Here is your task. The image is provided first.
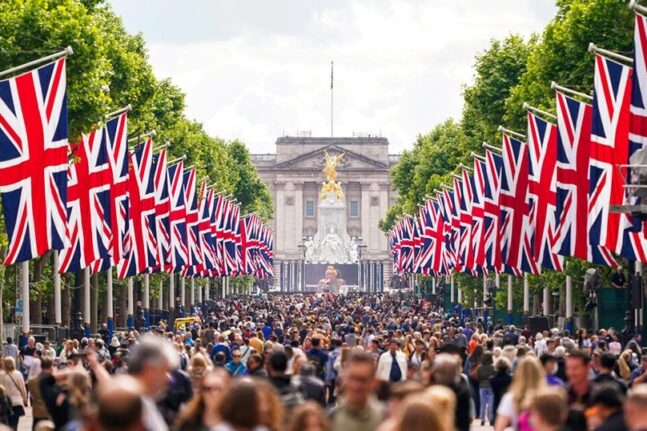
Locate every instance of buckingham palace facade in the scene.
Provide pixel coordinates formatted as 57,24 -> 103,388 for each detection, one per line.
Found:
251,136 -> 400,292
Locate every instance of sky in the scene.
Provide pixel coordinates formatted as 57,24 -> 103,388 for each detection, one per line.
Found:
109,0 -> 557,154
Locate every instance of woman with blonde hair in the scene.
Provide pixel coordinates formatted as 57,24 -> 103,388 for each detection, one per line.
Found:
0,357 -> 26,430
188,352 -> 210,391
618,349 -> 634,382
494,355 -> 546,431
421,385 -> 456,430
392,396 -> 451,431
286,401 -> 330,431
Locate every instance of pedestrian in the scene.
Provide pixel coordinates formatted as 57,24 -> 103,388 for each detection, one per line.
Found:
477,350 -> 495,426
528,386 -> 569,431
0,357 -> 26,430
286,401 -> 330,431
173,368 -> 230,431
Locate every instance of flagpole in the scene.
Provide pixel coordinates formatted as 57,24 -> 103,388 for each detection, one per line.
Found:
550,81 -> 593,101
143,273 -> 150,330
169,273 -> 175,319
105,104 -> 132,120
53,251 -> 62,326
588,42 -> 633,64
630,0 -> 647,16
566,275 -> 573,333
21,261 -> 29,339
522,102 -> 556,120
158,280 -> 163,312
507,276 -> 513,324
498,125 -> 525,140
83,267 -> 91,337
180,277 -> 186,309
106,269 -> 114,337
204,279 -> 210,301
0,46 -> 73,79
523,273 -> 529,318
330,60 -> 334,137
127,130 -> 156,143
127,278 -> 134,328
482,142 -> 502,153
190,278 -> 195,312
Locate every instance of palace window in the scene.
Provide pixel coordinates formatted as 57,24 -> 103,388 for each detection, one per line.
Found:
305,199 -> 315,217
350,200 -> 359,218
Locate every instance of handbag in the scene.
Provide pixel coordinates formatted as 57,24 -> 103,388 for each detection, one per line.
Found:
5,373 -> 26,410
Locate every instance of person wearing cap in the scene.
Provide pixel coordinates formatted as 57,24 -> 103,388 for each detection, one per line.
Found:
376,339 -> 407,383
589,382 -> 627,431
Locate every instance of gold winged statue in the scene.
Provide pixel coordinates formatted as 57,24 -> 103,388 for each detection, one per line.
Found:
321,150 -> 345,200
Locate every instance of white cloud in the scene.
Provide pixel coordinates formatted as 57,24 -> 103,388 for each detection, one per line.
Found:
115,0 -> 556,153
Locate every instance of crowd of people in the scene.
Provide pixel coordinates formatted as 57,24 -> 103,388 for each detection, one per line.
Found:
0,292 -> 643,431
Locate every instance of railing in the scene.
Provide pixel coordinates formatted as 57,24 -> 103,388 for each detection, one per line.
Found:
251,154 -> 276,162
388,154 -> 402,164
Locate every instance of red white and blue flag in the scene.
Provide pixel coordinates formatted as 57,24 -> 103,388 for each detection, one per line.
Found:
482,150 -> 503,273
167,160 -> 188,272
526,112 -> 563,271
59,124 -> 112,273
0,58 -> 69,265
589,54 -> 647,261
183,168 -> 202,272
197,183 -> 217,276
153,149 -> 171,272
240,213 -> 258,276
553,91 -> 618,266
498,133 -> 538,275
118,140 -> 158,278
471,158 -> 487,273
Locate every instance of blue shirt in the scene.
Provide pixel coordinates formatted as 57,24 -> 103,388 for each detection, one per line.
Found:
225,361 -> 248,377
211,343 -> 232,363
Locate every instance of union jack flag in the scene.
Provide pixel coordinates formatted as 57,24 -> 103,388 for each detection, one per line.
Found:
118,140 -> 158,278
471,158 -> 487,272
153,149 -> 171,272
482,149 -> 503,273
240,214 -> 258,275
90,112 -> 129,273
59,125 -> 112,273
624,13 -> 647,262
455,171 -> 475,273
588,54 -> 647,260
0,58 -> 69,265
438,189 -> 457,273
197,183 -> 217,276
526,112 -> 563,271
222,199 -> 240,276
167,160 -> 188,271
553,91 -> 618,266
430,197 -> 451,275
413,202 -> 434,275
258,226 -> 274,278
498,133 -> 538,275
183,168 -> 202,271
210,193 -> 225,277
411,214 -> 424,274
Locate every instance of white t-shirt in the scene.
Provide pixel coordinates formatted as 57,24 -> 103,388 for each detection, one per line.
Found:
497,392 -> 518,428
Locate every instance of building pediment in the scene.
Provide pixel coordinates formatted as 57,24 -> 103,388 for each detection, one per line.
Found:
273,145 -> 388,171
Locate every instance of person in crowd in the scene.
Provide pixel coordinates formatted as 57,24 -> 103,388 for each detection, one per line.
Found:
490,356 -> 513,422
590,382 -> 627,431
286,401 -> 330,431
306,337 -> 328,381
540,353 -> 565,386
216,378 -> 284,431
528,386 -> 569,431
477,350 -> 496,426
565,350 -> 596,431
247,353 -> 269,378
0,357 -> 26,430
28,357 -> 52,430
268,351 -> 304,410
494,356 -> 546,431
630,354 -> 647,386
625,384 -> 647,431
127,335 -> 178,431
329,351 -> 386,431
429,352 -> 471,431
292,363 -> 326,407
376,340 -> 407,383
2,340 -> 17,364
225,348 -> 247,377
592,351 -> 628,394
391,396 -> 451,431
173,368 -> 229,431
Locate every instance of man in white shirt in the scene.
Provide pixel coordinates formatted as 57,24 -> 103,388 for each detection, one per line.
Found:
376,340 -> 407,382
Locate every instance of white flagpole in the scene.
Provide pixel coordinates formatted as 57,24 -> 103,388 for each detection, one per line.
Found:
0,46 -> 73,79
204,279 -> 210,301
84,267 -> 91,331
21,261 -> 29,337
106,269 -> 113,333
143,273 -> 150,328
127,278 -> 134,326
158,280 -> 163,310
190,278 -> 195,308
169,273 -> 175,311
180,277 -> 186,307
53,252 -> 61,326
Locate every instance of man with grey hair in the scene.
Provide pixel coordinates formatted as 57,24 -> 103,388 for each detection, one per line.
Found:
128,334 -> 178,431
431,353 -> 472,431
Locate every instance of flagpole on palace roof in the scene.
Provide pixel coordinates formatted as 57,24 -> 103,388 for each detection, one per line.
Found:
588,42 -> 633,64
0,46 -> 73,79
106,104 -> 132,120
522,102 -> 556,120
550,81 -> 593,101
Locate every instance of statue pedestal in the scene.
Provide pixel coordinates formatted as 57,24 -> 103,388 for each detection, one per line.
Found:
305,192 -> 358,264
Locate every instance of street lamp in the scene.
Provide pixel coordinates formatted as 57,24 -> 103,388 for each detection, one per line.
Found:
356,237 -> 367,292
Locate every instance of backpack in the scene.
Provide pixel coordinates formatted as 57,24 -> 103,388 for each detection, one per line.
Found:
0,394 -> 13,424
